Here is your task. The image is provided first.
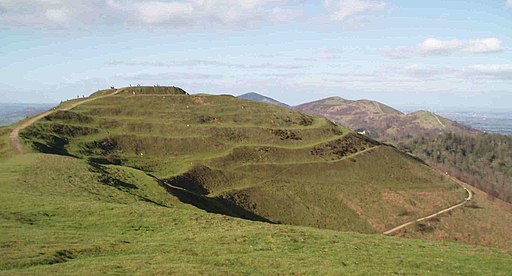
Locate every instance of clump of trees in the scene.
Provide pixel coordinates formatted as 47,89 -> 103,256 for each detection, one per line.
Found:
401,132 -> 512,203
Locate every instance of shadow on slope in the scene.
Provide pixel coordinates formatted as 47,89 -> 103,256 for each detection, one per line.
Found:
151,174 -> 274,223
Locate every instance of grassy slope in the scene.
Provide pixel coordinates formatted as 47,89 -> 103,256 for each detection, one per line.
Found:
0,126 -> 13,159
17,89 -> 466,234
1,153 -> 511,275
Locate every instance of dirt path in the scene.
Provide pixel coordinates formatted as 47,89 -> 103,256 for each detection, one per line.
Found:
432,113 -> 446,128
373,102 -> 383,113
9,91 -> 119,154
383,184 -> 472,235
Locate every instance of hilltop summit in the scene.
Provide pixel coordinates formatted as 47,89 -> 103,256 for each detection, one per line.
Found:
295,97 -> 403,117
238,92 -> 290,108
92,86 -> 188,97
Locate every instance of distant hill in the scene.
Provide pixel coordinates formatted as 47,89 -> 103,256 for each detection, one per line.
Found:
294,97 -> 474,142
295,96 -> 402,116
238,92 -> 290,108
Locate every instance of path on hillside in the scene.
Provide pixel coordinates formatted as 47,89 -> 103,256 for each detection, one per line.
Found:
373,102 -> 383,113
383,183 -> 472,235
432,113 -> 446,128
9,90 -> 119,154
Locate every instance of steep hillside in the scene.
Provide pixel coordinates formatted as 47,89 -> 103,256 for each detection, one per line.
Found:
238,92 -> 290,108
18,86 -> 466,234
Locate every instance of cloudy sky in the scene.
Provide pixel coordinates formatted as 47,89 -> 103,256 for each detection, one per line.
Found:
1,0 -> 511,110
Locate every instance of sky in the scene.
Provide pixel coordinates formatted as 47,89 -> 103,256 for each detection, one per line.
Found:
0,0 -> 511,110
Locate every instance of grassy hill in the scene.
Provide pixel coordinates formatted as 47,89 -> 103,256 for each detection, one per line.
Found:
1,153 -> 511,274
17,86 -> 466,234
1,86 -> 511,273
296,96 -> 403,117
0,88 -> 511,275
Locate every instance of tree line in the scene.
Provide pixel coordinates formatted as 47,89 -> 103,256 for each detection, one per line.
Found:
400,132 -> 512,203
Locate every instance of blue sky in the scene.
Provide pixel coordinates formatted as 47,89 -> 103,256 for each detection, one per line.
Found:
0,0 -> 511,110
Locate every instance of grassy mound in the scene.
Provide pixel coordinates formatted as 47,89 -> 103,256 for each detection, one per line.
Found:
18,88 -> 466,234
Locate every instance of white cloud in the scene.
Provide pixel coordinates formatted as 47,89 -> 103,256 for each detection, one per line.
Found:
128,0 -> 301,28
419,38 -> 504,54
384,38 -> 505,58
507,0 -> 512,7
324,0 -> 387,22
0,0 -> 301,29
132,1 -> 194,25
0,0 -> 108,27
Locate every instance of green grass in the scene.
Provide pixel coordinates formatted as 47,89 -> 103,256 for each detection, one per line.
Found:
16,91 -> 468,234
0,126 -> 13,159
0,153 -> 511,275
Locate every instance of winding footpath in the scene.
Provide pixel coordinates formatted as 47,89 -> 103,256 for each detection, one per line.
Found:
432,113 -> 446,128
384,183 -> 472,235
9,90 -> 119,154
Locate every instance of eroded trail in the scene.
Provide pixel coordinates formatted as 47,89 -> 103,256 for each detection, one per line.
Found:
384,183 -> 472,235
9,91 -> 119,154
432,113 -> 446,128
